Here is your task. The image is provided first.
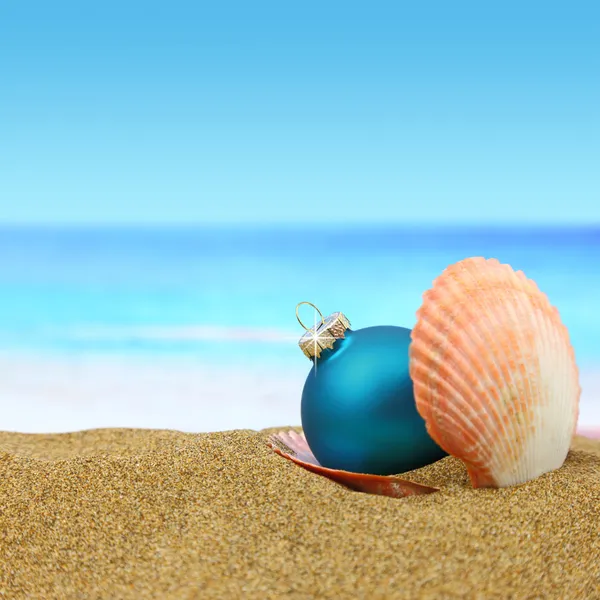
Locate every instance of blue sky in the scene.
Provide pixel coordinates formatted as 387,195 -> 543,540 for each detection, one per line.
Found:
1,1 -> 598,225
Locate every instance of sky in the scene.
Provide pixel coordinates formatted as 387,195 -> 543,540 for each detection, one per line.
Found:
1,1 -> 599,225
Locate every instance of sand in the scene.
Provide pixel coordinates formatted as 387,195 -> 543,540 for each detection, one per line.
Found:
0,428 -> 598,599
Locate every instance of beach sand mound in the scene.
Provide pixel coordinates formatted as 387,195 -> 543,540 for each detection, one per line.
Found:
0,428 -> 598,599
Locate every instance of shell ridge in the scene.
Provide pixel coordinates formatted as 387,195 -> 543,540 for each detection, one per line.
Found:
419,257 -> 541,486
411,357 -> 495,464
411,314 -> 502,466
433,279 -> 518,475
450,272 -> 533,471
475,265 -> 552,486
416,270 -> 516,476
482,265 -> 547,485
459,261 -> 527,479
410,345 -> 494,462
500,291 -> 539,485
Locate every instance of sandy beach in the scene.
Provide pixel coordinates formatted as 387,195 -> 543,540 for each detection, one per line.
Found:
0,427 -> 598,599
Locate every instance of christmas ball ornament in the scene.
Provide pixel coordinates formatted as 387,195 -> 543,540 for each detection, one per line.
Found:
296,302 -> 447,476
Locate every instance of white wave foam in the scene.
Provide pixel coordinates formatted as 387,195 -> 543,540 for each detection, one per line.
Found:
0,353 -> 598,435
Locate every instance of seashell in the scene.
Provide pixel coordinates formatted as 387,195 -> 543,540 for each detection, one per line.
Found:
267,430 -> 439,498
409,257 -> 581,488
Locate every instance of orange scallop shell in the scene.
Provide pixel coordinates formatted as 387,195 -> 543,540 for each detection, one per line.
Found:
409,257 -> 581,488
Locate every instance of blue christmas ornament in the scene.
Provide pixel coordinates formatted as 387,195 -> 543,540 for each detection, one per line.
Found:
297,302 -> 447,476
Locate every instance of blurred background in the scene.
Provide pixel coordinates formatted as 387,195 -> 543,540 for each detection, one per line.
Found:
1,1 -> 598,433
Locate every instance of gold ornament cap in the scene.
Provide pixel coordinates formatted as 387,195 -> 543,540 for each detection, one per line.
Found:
296,302 -> 351,360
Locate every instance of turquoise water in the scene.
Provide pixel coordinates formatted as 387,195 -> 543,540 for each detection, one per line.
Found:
0,225 -> 598,368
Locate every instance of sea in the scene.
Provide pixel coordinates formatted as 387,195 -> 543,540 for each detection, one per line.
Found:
0,224 -> 598,433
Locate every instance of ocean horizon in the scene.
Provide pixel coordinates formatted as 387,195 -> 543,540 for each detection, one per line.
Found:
1,223 -> 598,433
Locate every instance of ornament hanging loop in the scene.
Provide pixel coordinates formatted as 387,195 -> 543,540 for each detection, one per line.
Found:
295,301 -> 326,331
